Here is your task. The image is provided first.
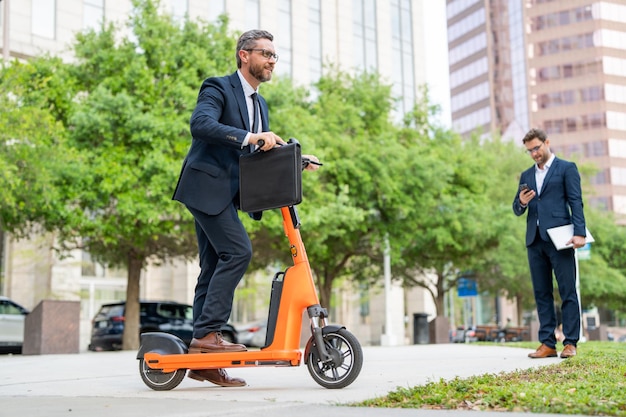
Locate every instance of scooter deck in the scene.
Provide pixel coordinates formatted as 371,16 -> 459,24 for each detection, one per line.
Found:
144,349 -> 302,373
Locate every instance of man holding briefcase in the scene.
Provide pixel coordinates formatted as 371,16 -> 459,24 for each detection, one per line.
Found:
173,29 -> 319,387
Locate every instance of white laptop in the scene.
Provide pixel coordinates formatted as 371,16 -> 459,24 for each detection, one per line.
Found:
546,224 -> 594,250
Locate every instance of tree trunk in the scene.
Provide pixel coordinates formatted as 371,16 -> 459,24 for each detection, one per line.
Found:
434,271 -> 446,317
516,293 -> 525,326
317,274 -> 333,314
122,252 -> 143,350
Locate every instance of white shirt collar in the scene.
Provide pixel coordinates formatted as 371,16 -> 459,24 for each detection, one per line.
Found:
237,70 -> 258,97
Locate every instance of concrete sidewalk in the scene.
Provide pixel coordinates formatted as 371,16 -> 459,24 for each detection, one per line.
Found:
0,343 -> 588,417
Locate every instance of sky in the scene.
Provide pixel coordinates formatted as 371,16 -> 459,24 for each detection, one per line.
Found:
422,1 -> 452,128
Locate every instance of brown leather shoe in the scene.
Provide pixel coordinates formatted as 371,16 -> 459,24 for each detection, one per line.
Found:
528,343 -> 557,358
560,344 -> 577,358
188,369 -> 246,387
189,331 -> 247,353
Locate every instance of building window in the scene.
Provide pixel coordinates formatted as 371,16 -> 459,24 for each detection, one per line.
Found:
612,168 -> 626,187
449,56 -> 488,89
353,0 -> 378,71
607,111 -> 626,131
605,84 -> 626,104
274,0 -> 292,78
449,32 -> 486,66
590,169 -> 610,185
245,0 -> 260,29
533,6 -> 593,31
207,0 -> 225,22
509,0 -> 529,130
32,0 -> 56,39
615,195 -> 626,214
590,196 -> 611,211
447,8 -> 485,43
595,29 -> 626,50
609,138 -> 626,158
587,140 -> 608,157
596,2 -> 626,24
536,33 -> 594,56
536,58 -> 603,82
447,0 -> 481,20
543,113 -> 607,134
582,113 -> 605,130
604,56 -> 626,77
452,106 -> 491,135
166,0 -> 188,22
451,81 -> 489,112
391,0 -> 414,116
308,0 -> 322,82
565,117 -> 577,132
83,0 -> 104,30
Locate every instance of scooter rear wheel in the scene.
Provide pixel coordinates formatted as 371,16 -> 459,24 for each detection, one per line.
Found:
139,358 -> 186,391
306,328 -> 363,389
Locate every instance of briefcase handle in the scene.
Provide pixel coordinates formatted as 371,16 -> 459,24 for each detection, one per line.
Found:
255,138 -> 323,170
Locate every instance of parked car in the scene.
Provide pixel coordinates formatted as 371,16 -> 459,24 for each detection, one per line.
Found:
236,320 -> 267,348
449,326 -> 478,343
88,300 -> 238,351
0,296 -> 29,354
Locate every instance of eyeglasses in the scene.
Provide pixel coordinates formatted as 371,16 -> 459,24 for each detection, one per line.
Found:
245,48 -> 279,62
526,143 -> 544,154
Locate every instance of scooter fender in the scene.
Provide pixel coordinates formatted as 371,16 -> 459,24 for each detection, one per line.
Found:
303,325 -> 345,364
136,332 -> 188,359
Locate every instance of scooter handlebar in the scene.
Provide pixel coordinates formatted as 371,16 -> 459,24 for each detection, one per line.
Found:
254,138 -> 323,170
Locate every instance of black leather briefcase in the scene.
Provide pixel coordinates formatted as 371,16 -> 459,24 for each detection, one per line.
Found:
239,139 -> 302,212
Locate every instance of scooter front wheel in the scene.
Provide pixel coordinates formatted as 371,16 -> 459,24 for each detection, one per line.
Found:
139,358 -> 186,391
306,328 -> 363,389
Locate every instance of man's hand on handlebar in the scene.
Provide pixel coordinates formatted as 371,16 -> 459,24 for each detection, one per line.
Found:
250,132 -> 286,151
302,155 -> 322,171
251,135 -> 322,171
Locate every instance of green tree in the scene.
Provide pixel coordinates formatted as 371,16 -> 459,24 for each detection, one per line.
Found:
65,1 -> 240,349
578,209 -> 626,310
471,137 -> 536,323
0,58 -> 82,238
391,117 -> 505,317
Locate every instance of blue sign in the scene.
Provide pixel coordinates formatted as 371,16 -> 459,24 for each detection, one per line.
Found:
457,278 -> 478,297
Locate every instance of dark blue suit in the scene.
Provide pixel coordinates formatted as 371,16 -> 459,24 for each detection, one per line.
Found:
173,72 -> 268,338
513,157 -> 585,348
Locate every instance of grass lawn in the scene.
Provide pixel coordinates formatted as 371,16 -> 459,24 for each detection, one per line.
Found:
356,341 -> 626,416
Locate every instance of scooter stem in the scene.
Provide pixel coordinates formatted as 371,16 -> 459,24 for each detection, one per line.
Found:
281,206 -> 309,266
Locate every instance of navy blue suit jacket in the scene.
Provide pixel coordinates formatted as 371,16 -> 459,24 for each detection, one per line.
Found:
173,72 -> 269,215
512,157 -> 586,247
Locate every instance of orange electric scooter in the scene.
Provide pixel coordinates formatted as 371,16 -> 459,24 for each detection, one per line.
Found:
137,163 -> 363,391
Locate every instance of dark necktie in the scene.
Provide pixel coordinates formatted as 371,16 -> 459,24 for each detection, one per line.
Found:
251,92 -> 260,133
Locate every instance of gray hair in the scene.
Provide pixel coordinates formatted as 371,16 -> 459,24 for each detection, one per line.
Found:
522,128 -> 547,144
236,30 -> 274,68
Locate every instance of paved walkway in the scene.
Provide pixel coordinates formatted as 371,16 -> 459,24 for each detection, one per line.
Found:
0,343 -> 589,417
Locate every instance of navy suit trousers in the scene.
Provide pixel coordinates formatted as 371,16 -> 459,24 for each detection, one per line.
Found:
186,204 -> 252,339
527,230 -> 580,348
